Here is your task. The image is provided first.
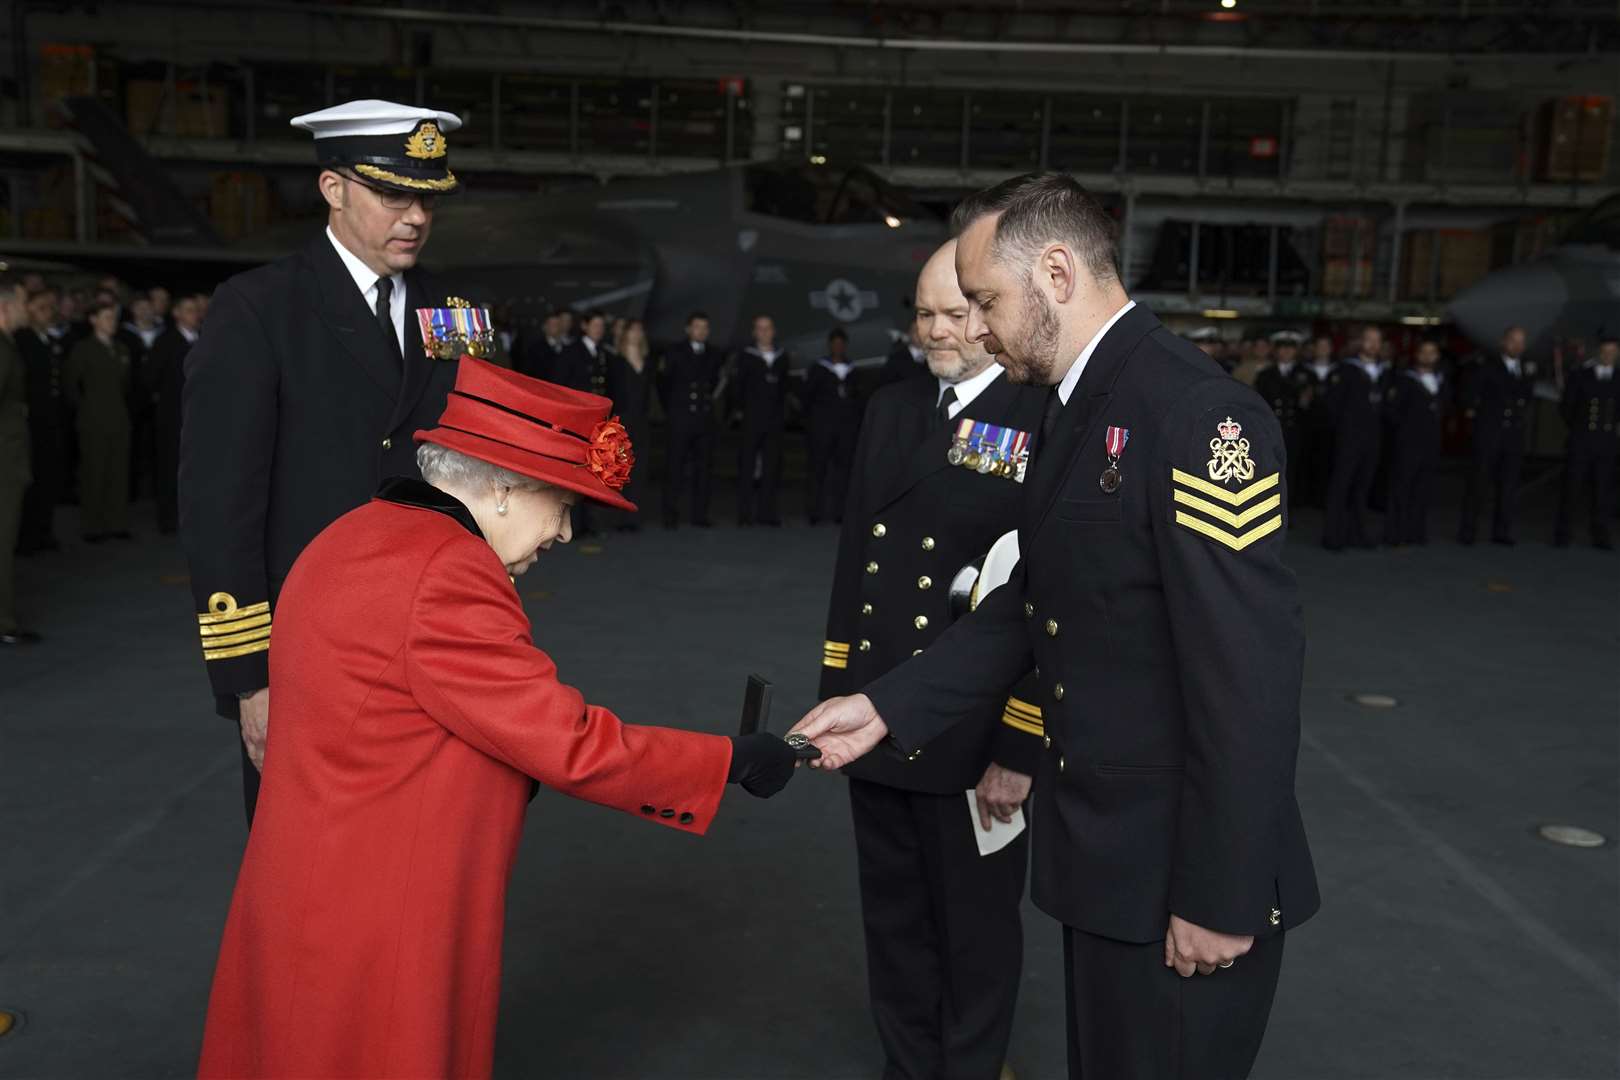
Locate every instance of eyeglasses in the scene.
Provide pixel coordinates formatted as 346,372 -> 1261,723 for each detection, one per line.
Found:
342,172 -> 437,212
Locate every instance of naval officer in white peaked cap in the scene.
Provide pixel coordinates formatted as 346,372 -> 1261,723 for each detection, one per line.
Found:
291,98 -> 464,194
180,98 -> 480,823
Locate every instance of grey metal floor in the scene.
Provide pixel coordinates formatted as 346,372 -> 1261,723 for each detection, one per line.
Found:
2,490 -> 1616,1079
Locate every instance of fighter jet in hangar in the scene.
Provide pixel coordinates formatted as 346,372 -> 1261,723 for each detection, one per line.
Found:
422,161 -> 948,363
1448,193 -> 1620,355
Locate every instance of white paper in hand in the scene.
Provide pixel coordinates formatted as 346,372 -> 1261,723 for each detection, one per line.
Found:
966,790 -> 1026,857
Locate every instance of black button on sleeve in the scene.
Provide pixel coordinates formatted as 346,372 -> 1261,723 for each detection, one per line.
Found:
659,809 -> 676,819
679,812 -> 694,825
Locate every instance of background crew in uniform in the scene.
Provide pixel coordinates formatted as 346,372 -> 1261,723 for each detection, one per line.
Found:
1321,326 -> 1385,551
0,274 -> 39,646
1381,339 -> 1448,546
17,286 -> 65,555
795,172 -> 1319,1080
822,240 -> 1045,1080
1300,333 -> 1337,508
148,293 -> 203,535
805,327 -> 863,525
1253,331 -> 1310,510
1555,337 -> 1618,549
731,314 -> 791,526
553,310 -> 611,535
180,99 -> 469,823
659,311 -> 720,528
606,319 -> 653,529
1458,325 -> 1536,546
64,301 -> 133,543
879,324 -> 930,387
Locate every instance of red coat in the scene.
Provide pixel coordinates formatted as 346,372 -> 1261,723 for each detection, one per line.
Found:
198,480 -> 732,1079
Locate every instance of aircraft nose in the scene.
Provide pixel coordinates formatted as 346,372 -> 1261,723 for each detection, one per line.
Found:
1448,262 -> 1569,348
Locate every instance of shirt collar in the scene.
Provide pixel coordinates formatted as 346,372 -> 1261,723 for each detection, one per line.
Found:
583,336 -> 598,356
939,362 -> 1004,413
178,325 -> 199,343
327,225 -> 400,300
1057,299 -> 1135,405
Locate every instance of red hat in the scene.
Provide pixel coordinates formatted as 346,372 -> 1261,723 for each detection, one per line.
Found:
415,357 -> 637,511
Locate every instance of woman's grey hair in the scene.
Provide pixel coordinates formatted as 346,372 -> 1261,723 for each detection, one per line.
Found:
416,442 -> 552,495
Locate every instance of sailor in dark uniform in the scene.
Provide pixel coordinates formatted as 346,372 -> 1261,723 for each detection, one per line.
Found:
658,311 -> 721,528
148,293 -> 203,535
180,99 -> 477,823
795,173 -> 1318,1080
1458,325 -> 1537,545
1299,334 -> 1337,508
804,327 -> 864,525
518,308 -> 566,380
1555,337 -> 1618,549
1381,338 -> 1448,546
731,314 -> 791,526
878,327 -> 930,388
16,286 -> 65,554
1321,326 -> 1386,550
552,309 -> 609,395
822,240 -> 1045,1080
1252,331 -> 1311,509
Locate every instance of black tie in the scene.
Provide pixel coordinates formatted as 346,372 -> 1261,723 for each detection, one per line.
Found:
1040,387 -> 1065,442
935,387 -> 957,431
375,276 -> 402,372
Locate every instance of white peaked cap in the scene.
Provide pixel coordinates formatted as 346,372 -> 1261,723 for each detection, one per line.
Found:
290,99 -> 463,137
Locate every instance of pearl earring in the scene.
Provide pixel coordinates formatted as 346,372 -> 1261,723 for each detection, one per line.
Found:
496,502 -> 508,516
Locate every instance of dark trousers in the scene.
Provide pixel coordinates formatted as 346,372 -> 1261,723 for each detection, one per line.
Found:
807,423 -> 854,524
1322,436 -> 1376,548
849,778 -> 1025,1080
240,738 -> 260,826
1300,424 -> 1333,508
0,471 -> 25,633
1556,443 -> 1617,545
1383,449 -> 1435,545
1063,924 -> 1284,1080
19,427 -> 60,549
664,421 -> 714,525
737,422 -> 784,524
1459,431 -> 1524,542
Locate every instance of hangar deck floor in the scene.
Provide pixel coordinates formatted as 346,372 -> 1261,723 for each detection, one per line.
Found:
1,499 -> 1615,1079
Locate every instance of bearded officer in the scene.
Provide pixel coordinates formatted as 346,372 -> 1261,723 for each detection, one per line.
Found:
181,99 -> 474,823
794,173 -> 1319,1080
821,239 -> 1045,1080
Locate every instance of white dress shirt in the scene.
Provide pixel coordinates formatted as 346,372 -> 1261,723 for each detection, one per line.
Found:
327,226 -> 405,355
937,362 -> 1004,419
583,335 -> 599,357
691,340 -> 706,356
753,346 -> 781,368
178,325 -> 199,345
1594,365 -> 1613,382
1502,354 -> 1522,378
1057,300 -> 1136,405
1415,369 -> 1442,395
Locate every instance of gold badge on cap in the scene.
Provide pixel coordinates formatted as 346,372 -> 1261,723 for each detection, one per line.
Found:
405,121 -> 448,160
1206,416 -> 1255,485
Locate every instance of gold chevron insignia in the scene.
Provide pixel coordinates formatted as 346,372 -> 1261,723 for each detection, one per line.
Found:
1001,696 -> 1044,735
1172,468 -> 1283,550
197,592 -> 272,661
404,121 -> 448,160
1171,468 -> 1278,505
822,640 -> 850,670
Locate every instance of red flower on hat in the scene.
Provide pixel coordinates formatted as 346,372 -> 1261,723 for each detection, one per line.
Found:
585,417 -> 635,491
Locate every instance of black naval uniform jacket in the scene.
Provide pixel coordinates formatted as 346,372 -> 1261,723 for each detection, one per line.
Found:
660,341 -> 723,430
1460,354 -> 1537,451
1563,365 -> 1619,453
731,345 -> 793,429
865,304 -> 1320,944
820,372 -> 1047,793
179,232 -> 460,719
1382,369 -> 1448,469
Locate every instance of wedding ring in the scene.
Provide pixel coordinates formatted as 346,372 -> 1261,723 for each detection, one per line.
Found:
1218,960 -> 1234,969
785,733 -> 810,749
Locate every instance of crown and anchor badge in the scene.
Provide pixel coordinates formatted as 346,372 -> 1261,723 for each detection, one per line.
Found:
404,120 -> 448,160
1206,416 -> 1256,485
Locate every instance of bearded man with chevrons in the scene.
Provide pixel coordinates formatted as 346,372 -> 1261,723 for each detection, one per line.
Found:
793,172 -> 1319,1080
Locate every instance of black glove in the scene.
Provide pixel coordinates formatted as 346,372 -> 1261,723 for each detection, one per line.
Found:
727,733 -> 798,798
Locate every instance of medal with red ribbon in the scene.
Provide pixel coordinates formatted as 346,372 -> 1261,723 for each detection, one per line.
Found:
1099,425 -> 1130,493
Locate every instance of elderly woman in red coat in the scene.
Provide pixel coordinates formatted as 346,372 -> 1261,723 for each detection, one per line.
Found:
198,359 -> 799,1079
